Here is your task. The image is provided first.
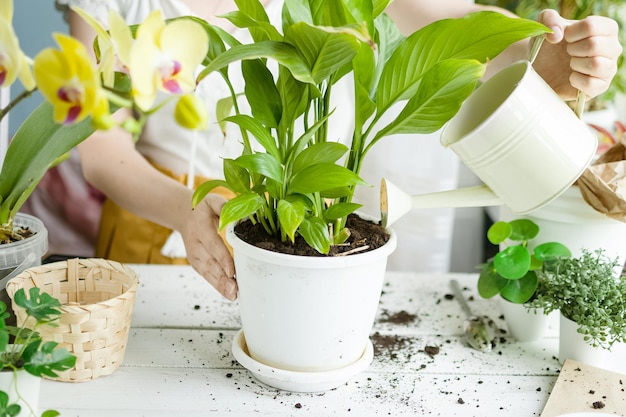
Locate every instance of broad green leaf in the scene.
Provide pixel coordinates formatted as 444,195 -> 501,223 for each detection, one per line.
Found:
282,0 -> 314,28
353,42 -> 377,128
219,193 -> 266,230
320,186 -> 356,199
41,411 -> 61,417
235,153 -> 283,182
277,199 -> 305,242
477,262 -> 508,298
277,68 -> 309,132
192,179 -> 232,208
13,288 -> 61,324
376,11 -> 549,114
533,242 -> 572,261
198,41 -> 315,84
510,219 -> 539,241
292,142 -> 348,173
224,159 -> 252,194
290,164 -> 366,194
222,10 -> 282,41
242,60 -> 282,128
0,102 -> 96,223
324,202 -> 361,221
372,0 -> 392,18
299,216 -> 331,254
487,221 -> 512,245
494,245 -> 531,280
373,59 -> 484,139
284,23 -> 361,84
500,271 -> 538,304
216,95 -> 236,135
224,115 -> 280,158
23,341 -> 76,378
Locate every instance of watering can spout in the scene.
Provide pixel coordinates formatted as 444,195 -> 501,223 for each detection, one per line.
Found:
380,178 -> 504,228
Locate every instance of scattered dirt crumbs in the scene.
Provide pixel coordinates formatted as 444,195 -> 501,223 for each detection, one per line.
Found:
379,309 -> 417,325
592,401 -> 606,409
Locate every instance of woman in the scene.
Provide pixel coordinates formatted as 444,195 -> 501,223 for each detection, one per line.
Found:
46,0 -> 621,301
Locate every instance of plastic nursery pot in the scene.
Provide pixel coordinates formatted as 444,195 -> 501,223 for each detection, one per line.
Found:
0,213 -> 48,326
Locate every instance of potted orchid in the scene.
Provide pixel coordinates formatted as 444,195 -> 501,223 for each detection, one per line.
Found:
0,2 -> 210,280
187,0 -> 550,391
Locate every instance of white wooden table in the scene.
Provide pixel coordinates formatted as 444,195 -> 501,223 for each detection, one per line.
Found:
39,265 -> 564,416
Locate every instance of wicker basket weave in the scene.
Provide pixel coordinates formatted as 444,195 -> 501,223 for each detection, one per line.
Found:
6,258 -> 139,382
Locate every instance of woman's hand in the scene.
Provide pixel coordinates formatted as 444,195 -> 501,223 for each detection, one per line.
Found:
181,194 -> 238,301
534,9 -> 622,101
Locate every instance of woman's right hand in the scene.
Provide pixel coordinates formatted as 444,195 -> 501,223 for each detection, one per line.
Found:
181,193 -> 238,301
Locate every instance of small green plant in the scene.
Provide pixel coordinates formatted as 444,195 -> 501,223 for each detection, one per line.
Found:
0,288 -> 76,417
528,249 -> 626,349
478,219 -> 571,303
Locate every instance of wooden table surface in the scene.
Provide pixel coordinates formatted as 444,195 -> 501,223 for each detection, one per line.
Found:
37,264 -> 569,416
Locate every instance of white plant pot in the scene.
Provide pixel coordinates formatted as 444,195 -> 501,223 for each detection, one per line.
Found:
500,185 -> 626,275
0,369 -> 41,415
227,220 -> 396,389
498,297 -> 553,342
559,313 -> 626,375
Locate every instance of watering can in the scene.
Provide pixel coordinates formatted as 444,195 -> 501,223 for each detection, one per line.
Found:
380,60 -> 597,228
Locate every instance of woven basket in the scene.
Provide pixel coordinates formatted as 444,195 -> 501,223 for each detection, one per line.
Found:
6,258 -> 139,382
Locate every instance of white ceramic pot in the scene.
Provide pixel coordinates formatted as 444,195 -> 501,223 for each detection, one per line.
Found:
498,297 -> 553,342
500,185 -> 626,274
0,369 -> 41,415
228,221 -> 397,378
559,313 -> 626,375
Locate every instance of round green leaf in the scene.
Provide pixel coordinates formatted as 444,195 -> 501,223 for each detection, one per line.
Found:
509,219 -> 539,241
500,271 -> 538,304
477,262 -> 508,298
487,221 -> 512,245
494,245 -> 531,279
533,242 -> 571,261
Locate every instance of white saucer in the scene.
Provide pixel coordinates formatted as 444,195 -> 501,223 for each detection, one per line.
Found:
231,329 -> 374,392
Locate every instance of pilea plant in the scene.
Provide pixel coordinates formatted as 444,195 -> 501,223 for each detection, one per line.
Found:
191,0 -> 550,254
478,219 -> 571,303
0,288 -> 76,417
528,248 -> 626,349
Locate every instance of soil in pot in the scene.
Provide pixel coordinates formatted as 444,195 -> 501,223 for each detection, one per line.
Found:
234,213 -> 390,256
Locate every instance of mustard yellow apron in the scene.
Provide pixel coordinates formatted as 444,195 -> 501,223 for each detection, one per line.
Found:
95,162 -> 233,264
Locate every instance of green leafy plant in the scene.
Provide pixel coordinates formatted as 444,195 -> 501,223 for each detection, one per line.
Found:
478,219 -> 571,303
528,248 -> 626,349
0,288 -> 76,417
191,0 -> 550,254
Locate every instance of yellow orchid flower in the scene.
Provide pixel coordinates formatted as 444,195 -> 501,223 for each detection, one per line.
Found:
129,10 -> 208,110
71,6 -> 133,87
33,33 -> 102,125
0,0 -> 35,91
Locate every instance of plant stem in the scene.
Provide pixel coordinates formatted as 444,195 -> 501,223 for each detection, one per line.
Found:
0,88 -> 37,122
